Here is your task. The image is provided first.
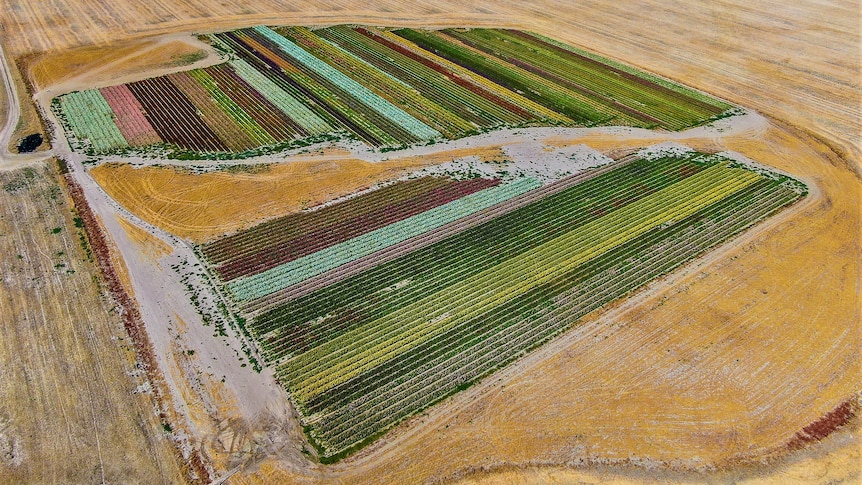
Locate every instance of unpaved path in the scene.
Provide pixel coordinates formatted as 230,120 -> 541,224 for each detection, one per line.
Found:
0,40 -> 53,170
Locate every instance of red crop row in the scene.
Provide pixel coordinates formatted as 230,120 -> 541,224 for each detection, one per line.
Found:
206,63 -> 309,140
63,175 -> 211,483
127,77 -> 226,152
354,27 -> 537,121
202,176 -> 453,263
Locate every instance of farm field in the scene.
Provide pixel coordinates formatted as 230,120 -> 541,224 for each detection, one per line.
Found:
89,156 -> 443,242
197,152 -> 805,460
1,0 -> 858,483
0,164 -> 186,484
53,25 -> 731,156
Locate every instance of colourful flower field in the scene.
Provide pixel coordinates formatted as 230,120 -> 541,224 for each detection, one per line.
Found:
198,153 -> 805,461
54,26 -> 733,155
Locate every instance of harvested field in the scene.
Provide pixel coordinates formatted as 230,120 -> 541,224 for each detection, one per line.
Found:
456,418 -> 861,485
90,157 -> 434,242
0,163 -> 185,484
27,39 -> 158,90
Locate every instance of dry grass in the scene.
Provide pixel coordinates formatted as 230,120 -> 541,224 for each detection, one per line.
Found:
0,163 -> 185,484
5,53 -> 45,154
456,422 -> 861,485
0,58 -> 6,131
26,38 -> 209,91
116,214 -> 172,260
90,158 -> 435,242
27,39 -> 156,89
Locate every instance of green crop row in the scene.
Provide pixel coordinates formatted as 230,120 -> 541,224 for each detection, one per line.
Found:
279,162 -> 759,402
58,90 -> 129,153
226,177 -> 541,301
252,155 -> 705,342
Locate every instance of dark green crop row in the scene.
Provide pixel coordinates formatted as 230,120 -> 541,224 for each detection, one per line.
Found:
448,29 -> 727,130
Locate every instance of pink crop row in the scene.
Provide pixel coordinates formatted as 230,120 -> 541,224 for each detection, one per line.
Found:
100,84 -> 162,146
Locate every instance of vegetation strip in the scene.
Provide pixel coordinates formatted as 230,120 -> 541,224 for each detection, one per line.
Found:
214,177 -> 500,281
55,25 -> 733,156
226,177 -> 542,300
194,152 -> 804,460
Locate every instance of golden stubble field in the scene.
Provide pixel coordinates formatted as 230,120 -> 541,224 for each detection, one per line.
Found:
89,146 -> 505,242
0,164 -> 185,484
0,0 -> 858,483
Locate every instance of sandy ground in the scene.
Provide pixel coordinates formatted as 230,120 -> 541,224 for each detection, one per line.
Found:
0,163 -> 186,484
0,0 -> 858,483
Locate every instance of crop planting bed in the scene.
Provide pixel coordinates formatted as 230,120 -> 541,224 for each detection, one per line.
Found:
198,153 -> 805,461
53,25 -> 732,156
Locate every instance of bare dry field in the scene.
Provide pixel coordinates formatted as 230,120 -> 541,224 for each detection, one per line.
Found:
26,38 -> 208,92
0,0 -> 858,483
90,146 -> 505,242
91,157 -> 439,242
0,163 -> 185,484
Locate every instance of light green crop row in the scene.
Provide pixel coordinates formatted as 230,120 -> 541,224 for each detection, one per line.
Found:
255,26 -> 441,141
229,59 -> 331,135
60,90 -> 128,152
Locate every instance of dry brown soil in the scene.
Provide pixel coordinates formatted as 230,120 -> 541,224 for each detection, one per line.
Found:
0,59 -> 6,130
25,36 -> 212,93
2,0 -> 859,170
0,163 -> 186,484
